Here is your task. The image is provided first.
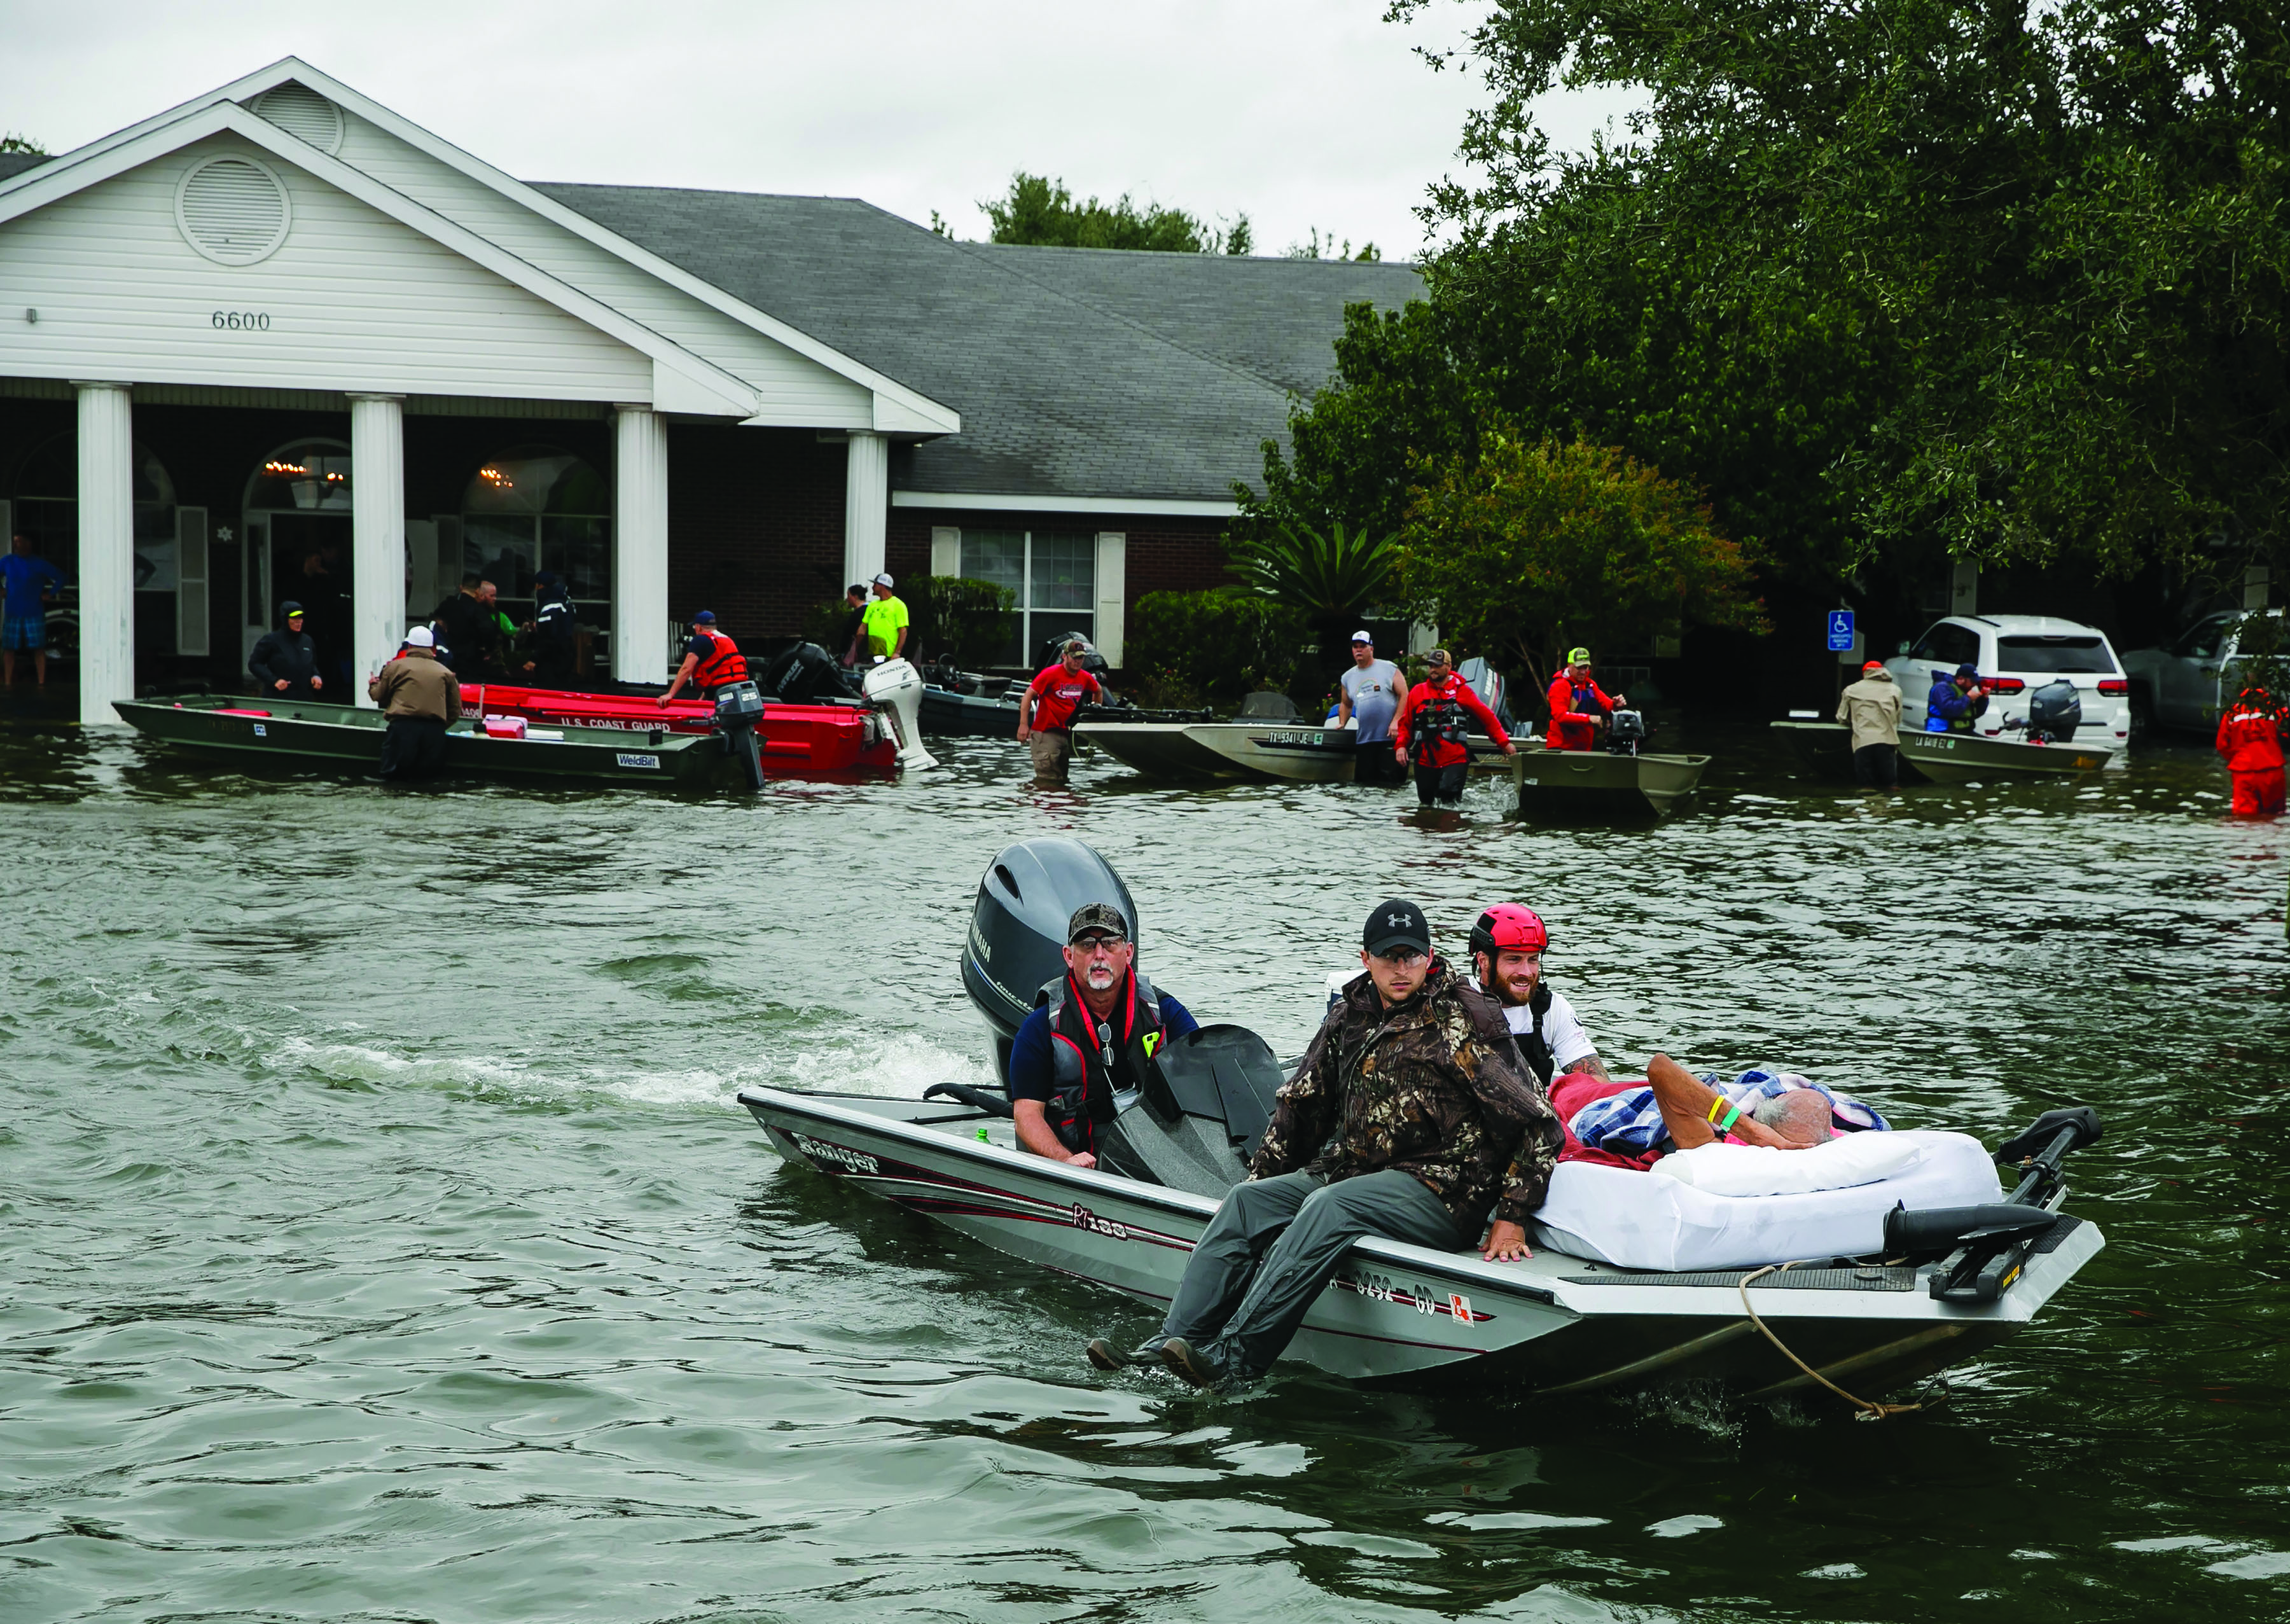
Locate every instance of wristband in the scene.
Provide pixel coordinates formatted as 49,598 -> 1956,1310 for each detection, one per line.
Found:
1705,1095 -> 1727,1124
1713,1101 -> 1742,1134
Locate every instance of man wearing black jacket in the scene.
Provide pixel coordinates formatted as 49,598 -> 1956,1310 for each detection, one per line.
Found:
431,575 -> 497,676
248,602 -> 324,697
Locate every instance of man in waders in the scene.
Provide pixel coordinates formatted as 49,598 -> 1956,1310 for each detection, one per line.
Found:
1392,649 -> 1514,807
1088,899 -> 1561,1388
366,626 -> 461,781
1836,658 -> 1903,788
658,609 -> 747,706
2217,685 -> 2287,817
1006,903 -> 1200,1168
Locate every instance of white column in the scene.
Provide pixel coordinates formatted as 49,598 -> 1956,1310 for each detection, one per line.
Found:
73,381 -> 134,727
843,430 -> 889,587
614,404 -> 670,684
348,394 -> 405,707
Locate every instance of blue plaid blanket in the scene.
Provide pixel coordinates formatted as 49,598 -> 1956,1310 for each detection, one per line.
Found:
1569,1067 -> 1891,1156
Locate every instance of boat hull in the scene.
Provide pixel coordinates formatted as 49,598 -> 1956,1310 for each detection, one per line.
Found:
1770,720 -> 2111,784
739,1085 -> 2102,1398
1513,746 -> 1710,817
455,683 -> 895,774
1079,721 -> 1512,784
920,686 -> 1023,739
116,697 -> 756,789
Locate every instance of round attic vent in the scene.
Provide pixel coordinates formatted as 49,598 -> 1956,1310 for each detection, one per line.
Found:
251,82 -> 344,155
176,155 -> 292,266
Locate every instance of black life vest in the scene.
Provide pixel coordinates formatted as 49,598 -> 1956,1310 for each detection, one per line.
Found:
692,629 -> 747,691
1410,681 -> 1471,763
1039,967 -> 1168,1154
1511,980 -> 1556,1086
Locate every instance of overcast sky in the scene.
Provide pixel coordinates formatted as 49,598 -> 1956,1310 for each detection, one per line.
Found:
1,0 -> 1630,260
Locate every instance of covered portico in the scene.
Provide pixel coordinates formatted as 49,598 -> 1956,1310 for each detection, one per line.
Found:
0,61 -> 955,725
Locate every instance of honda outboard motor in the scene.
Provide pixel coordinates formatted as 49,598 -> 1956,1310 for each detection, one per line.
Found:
963,837 -> 1137,1081
711,679 -> 766,790
861,657 -> 938,770
2022,679 -> 2082,744
1606,708 -> 1648,756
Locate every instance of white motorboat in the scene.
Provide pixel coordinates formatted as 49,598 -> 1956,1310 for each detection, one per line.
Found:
739,838 -> 2106,1400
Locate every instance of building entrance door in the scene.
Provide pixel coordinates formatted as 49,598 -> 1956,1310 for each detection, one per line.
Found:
240,512 -> 355,691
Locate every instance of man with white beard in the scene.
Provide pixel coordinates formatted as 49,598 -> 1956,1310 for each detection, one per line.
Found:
1004,903 -> 1200,1169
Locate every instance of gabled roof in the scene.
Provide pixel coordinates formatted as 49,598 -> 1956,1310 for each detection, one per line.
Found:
536,184 -> 1423,504
0,60 -> 959,433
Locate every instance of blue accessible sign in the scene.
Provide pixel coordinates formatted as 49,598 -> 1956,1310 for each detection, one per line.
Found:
1826,609 -> 1856,652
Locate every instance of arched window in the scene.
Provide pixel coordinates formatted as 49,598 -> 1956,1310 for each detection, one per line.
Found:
13,433 -> 178,587
245,438 -> 352,512
461,445 -> 611,608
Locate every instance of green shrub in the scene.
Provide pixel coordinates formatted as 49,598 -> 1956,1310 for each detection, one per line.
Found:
916,576 -> 1018,669
1127,588 -> 1309,708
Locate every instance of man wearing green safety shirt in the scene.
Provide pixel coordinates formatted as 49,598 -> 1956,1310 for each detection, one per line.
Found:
861,572 -> 909,660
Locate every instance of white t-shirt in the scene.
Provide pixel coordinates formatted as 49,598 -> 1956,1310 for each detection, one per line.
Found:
1494,984 -> 1597,1070
1340,659 -> 1405,744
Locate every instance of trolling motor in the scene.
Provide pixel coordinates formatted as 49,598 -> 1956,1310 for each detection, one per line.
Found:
2004,680 -> 2083,745
1884,1106 -> 2103,1302
1605,709 -> 1649,756
712,679 -> 767,790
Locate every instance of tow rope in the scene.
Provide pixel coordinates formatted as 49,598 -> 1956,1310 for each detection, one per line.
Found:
1738,1261 -> 1922,1421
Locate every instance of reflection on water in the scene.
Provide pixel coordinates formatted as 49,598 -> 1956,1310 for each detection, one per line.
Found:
1,694 -> 2286,1621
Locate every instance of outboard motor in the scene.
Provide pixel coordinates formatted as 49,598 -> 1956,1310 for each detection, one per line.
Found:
2020,679 -> 2082,744
1605,708 -> 1648,756
963,837 -> 1137,1081
711,679 -> 767,790
860,657 -> 938,770
761,641 -> 861,706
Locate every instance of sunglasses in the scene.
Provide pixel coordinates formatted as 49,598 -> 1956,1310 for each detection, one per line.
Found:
1072,934 -> 1128,954
1368,946 -> 1428,967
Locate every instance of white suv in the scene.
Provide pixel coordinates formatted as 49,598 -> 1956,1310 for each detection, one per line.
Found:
1884,614 -> 2131,753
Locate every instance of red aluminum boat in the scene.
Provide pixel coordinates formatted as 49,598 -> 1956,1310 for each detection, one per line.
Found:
455,683 -> 898,775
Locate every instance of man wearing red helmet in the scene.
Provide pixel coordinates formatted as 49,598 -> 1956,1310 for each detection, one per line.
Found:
1466,903 -> 1608,1262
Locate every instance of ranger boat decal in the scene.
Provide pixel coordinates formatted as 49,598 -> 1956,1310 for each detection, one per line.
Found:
790,1133 -> 881,1176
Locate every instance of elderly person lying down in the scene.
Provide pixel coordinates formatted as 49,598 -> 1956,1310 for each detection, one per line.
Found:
1557,1055 -> 1891,1170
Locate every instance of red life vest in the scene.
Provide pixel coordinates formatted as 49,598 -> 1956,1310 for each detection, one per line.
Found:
692,629 -> 747,691
2217,700 -> 2286,774
1041,967 -> 1167,1155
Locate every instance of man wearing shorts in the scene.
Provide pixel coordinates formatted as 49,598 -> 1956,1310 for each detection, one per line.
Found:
1,532 -> 66,687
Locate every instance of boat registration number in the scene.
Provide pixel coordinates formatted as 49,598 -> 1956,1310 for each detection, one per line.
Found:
615,753 -> 661,769
1261,731 -> 1329,746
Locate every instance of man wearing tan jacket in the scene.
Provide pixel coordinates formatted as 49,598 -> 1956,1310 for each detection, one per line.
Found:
1836,659 -> 1903,789
368,626 -> 462,781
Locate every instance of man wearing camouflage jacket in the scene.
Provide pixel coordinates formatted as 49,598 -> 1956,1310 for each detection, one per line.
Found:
1087,898 -> 1562,1388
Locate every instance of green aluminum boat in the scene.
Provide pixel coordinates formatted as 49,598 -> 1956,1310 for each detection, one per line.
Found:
115,695 -> 761,791
1511,744 -> 1711,817
1770,719 -> 2113,784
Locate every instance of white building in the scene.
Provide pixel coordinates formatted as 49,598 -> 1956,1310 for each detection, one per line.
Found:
0,59 -> 1420,723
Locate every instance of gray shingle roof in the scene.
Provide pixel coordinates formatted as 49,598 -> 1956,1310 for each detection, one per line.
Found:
0,153 -> 48,183
532,183 -> 1422,504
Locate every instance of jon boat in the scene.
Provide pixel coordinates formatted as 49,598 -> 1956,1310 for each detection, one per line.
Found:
739,838 -> 2104,1401
117,694 -> 768,790
1077,718 -> 1515,784
1772,719 -> 2113,784
1511,742 -> 1711,817
450,681 -> 897,774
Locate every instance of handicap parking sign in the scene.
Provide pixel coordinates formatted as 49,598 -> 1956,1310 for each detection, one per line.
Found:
1826,609 -> 1856,652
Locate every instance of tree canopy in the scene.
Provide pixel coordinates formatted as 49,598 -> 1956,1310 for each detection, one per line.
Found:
1243,0 -> 2290,611
980,172 -> 1251,254
1398,428 -> 1766,683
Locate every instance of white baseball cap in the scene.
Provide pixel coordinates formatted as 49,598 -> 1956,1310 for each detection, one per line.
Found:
873,571 -> 894,588
403,626 -> 435,648
1350,630 -> 1373,644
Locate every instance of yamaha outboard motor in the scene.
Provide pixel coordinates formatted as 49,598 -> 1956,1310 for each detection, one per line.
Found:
2023,679 -> 2082,744
1606,708 -> 1648,756
711,679 -> 766,790
963,837 -> 1137,1082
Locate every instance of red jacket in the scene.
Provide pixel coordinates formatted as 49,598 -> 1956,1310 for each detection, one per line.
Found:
1545,671 -> 1618,752
1392,674 -> 1509,768
2217,700 -> 2286,774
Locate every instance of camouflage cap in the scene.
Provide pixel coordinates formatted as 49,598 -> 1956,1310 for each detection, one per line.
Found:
1067,902 -> 1130,945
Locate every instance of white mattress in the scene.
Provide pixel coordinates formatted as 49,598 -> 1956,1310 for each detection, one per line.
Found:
1528,1130 -> 2004,1272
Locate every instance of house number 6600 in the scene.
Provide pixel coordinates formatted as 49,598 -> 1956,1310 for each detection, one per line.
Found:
211,311 -> 272,331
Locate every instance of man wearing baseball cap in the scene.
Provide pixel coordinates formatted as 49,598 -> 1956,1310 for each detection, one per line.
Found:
1336,630 -> 1405,786
1545,648 -> 1624,752
861,572 -> 910,661
367,625 -> 461,781
1836,657 -> 1903,788
1006,901 -> 1200,1167
1088,898 -> 1560,1389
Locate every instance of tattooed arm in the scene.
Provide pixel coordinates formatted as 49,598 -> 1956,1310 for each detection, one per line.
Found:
1558,1052 -> 1611,1083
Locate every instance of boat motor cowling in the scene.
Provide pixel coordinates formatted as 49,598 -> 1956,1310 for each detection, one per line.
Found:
2022,680 -> 2083,744
861,656 -> 939,771
711,679 -> 767,789
1605,709 -> 1648,756
964,838 -> 1139,1081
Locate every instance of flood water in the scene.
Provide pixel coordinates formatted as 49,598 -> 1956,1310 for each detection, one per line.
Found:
3,697 -> 2286,1623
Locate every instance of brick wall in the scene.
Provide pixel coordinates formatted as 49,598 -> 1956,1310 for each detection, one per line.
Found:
666,425 -> 845,639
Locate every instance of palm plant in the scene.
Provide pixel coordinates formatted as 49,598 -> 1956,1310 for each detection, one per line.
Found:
1226,518 -> 1396,623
